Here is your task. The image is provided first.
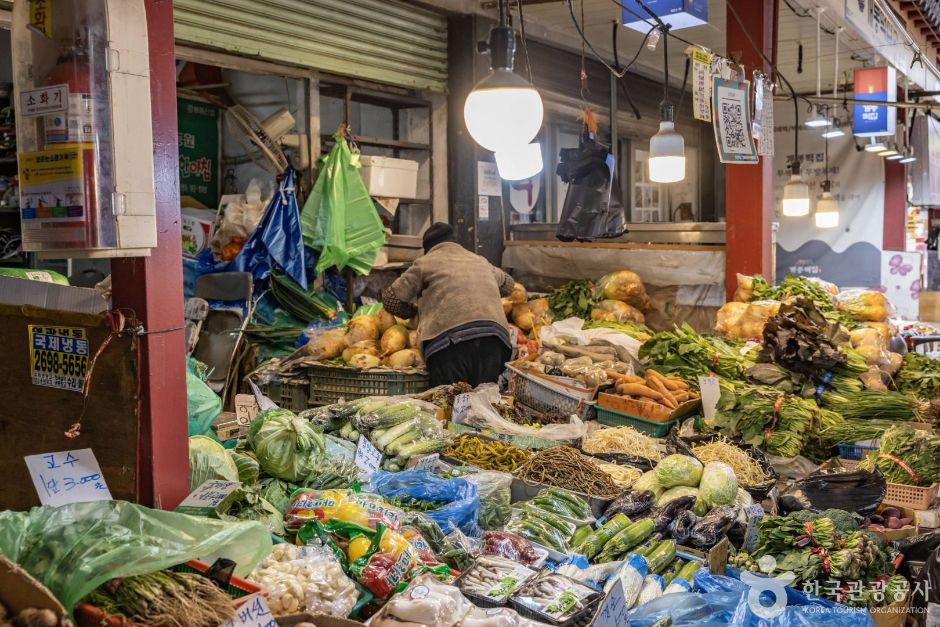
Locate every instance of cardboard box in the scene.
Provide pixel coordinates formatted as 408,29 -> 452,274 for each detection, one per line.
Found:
869,593 -> 909,627
678,537 -> 729,575
920,290 -> 940,322
0,553 -> 66,621
598,392 -> 701,423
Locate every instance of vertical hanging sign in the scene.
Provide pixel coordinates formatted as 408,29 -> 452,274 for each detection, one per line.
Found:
712,77 -> 759,164
28,0 -> 53,38
852,66 -> 897,137
758,80 -> 775,157
690,48 -> 713,122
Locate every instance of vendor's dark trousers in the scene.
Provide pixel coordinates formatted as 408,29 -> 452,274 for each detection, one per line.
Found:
427,336 -> 510,387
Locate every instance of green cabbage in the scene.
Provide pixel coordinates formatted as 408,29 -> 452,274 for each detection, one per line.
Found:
189,435 -> 239,490
656,485 -> 699,507
654,454 -> 703,488
734,487 -> 754,509
699,461 -> 738,507
247,408 -> 325,481
218,489 -> 286,536
229,450 -> 260,486
259,478 -> 296,515
632,470 -> 665,499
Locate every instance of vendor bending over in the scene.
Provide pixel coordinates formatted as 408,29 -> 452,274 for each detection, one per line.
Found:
382,222 -> 514,387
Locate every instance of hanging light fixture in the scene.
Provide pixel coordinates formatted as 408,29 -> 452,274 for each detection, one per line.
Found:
815,106 -> 839,228
878,148 -> 899,157
806,7 -> 828,129
899,153 -> 917,164
495,142 -> 543,180
463,0 -> 544,152
783,94 -> 810,217
864,138 -> 887,152
885,153 -> 904,161
648,25 -> 686,183
820,27 -> 845,139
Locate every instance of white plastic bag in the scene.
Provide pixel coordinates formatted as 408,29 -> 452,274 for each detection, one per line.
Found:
539,317 -> 642,364
455,384 -> 586,441
248,543 -> 358,617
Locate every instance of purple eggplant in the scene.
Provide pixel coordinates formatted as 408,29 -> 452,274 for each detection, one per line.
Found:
650,495 -> 697,532
603,490 -> 656,520
689,505 -> 739,548
668,509 -> 700,544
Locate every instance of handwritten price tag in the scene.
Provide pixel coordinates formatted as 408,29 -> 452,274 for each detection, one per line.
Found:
355,435 -> 382,479
176,480 -> 241,515
698,375 -> 721,422
24,448 -> 111,506
218,594 -> 275,627
233,394 -> 260,427
592,578 -> 628,627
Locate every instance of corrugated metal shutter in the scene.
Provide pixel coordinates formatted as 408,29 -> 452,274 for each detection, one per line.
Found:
0,1 -> 11,11
173,0 -> 447,91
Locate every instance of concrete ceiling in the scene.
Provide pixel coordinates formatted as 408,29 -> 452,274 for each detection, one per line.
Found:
495,0 -> 881,96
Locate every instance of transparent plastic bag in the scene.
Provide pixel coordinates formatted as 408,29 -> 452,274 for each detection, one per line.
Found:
836,289 -> 893,323
455,383 -> 587,441
249,543 -> 358,617
0,501 -> 272,612
463,470 -> 513,530
715,300 -> 780,340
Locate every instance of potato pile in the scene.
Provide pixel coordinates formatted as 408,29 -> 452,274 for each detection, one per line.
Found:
607,368 -> 700,409
302,308 -> 424,370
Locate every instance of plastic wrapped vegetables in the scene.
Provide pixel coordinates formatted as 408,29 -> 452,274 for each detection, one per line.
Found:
189,436 -> 239,490
248,408 -> 325,481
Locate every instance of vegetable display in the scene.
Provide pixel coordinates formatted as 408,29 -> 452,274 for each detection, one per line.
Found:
581,425 -> 663,461
515,447 -> 621,498
607,369 -> 700,409
457,555 -> 536,603
248,409 -> 325,481
858,425 -> 940,486
687,439 -> 772,488
444,434 -> 529,472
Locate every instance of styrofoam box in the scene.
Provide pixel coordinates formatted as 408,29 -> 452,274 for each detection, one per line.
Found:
360,155 -> 419,199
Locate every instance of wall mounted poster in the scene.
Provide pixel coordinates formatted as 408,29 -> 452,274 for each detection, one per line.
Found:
712,77 -> 758,164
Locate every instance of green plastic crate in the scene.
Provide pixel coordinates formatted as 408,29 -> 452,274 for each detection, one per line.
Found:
260,378 -> 310,411
308,364 -> 429,406
596,405 -> 677,437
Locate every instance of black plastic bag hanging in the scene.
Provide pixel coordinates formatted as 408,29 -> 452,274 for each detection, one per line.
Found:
555,132 -> 627,242
779,467 -> 886,517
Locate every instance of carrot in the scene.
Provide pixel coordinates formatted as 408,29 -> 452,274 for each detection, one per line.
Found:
618,383 -> 663,401
646,376 -> 678,408
606,370 -> 644,384
672,391 -> 690,403
664,375 -> 690,390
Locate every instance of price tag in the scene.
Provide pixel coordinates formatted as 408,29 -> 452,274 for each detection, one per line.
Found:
218,594 -> 276,627
452,393 -> 472,423
24,448 -> 111,506
698,375 -> 721,422
233,394 -> 260,427
175,480 -> 241,515
355,435 -> 382,479
592,577 -> 628,627
409,453 -> 439,471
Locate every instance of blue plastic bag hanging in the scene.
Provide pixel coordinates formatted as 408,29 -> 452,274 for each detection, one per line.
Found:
369,470 -> 481,535
231,167 -> 307,289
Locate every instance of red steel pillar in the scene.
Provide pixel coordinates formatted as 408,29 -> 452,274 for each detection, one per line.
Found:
883,160 -> 906,251
110,0 -> 188,509
724,0 -> 776,297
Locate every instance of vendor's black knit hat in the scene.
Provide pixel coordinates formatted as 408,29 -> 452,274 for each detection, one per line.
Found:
422,222 -> 456,253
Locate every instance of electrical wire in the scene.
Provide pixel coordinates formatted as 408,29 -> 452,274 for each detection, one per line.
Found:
565,0 -> 651,79
514,0 -> 534,83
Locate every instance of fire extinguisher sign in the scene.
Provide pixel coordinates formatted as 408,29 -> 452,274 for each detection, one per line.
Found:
20,84 -> 68,118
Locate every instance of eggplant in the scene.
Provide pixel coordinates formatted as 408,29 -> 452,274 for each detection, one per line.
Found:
689,505 -> 739,548
603,490 -> 656,519
650,496 -> 697,533
668,509 -> 700,545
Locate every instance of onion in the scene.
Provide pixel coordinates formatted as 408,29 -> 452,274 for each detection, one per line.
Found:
376,309 -> 397,334
502,298 -> 514,316
304,329 -> 346,360
528,297 -> 550,317
408,330 -> 419,349
349,353 -> 381,369
380,325 -> 409,354
342,341 -> 379,362
346,315 -> 380,345
386,348 -> 424,369
512,303 -> 534,331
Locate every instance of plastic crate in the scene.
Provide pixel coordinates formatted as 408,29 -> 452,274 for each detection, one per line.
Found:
596,405 -> 677,437
171,560 -> 262,601
260,378 -> 310,411
506,364 -> 596,422
835,441 -> 879,461
882,482 -> 939,510
308,364 -> 429,406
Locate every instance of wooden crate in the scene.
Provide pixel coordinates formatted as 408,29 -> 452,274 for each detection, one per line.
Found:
598,392 -> 701,423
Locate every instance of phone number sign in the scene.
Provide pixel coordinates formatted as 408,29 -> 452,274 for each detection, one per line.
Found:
28,325 -> 90,392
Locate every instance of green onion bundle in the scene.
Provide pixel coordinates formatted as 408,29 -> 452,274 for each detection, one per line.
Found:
859,425 -> 940,486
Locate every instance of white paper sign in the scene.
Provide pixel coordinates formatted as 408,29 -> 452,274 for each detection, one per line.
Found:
478,195 -> 490,221
233,394 -> 260,427
690,48 -> 713,122
176,480 -> 241,514
477,161 -> 502,196
25,448 -> 111,506
218,594 -> 276,627
21,83 -> 68,117
409,453 -> 440,471
758,81 -> 775,157
698,376 -> 721,422
592,578 -> 628,627
452,393 -> 473,424
356,435 -> 382,478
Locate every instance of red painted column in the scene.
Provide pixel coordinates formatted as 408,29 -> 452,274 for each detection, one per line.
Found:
724,0 -> 775,298
883,157 -> 906,251
110,0 -> 188,509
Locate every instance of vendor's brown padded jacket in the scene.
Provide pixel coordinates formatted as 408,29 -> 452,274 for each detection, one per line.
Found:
382,241 -> 514,346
